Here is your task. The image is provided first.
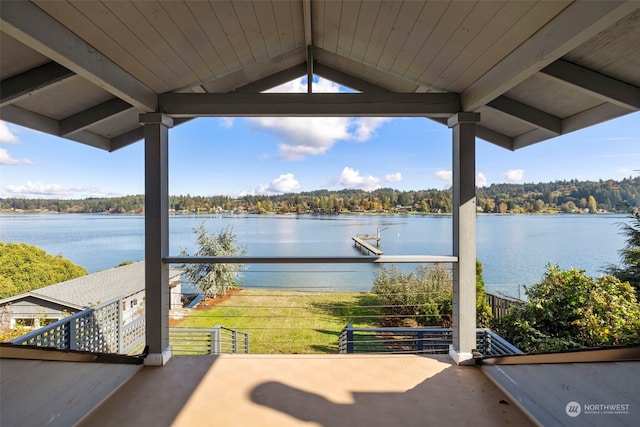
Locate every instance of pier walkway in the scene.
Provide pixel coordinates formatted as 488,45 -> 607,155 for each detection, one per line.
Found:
352,236 -> 383,255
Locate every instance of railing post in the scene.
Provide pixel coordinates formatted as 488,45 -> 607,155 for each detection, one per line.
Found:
244,333 -> 249,354
232,329 -> 238,354
417,330 -> 424,353
69,317 -> 77,351
346,323 -> 354,354
117,298 -> 124,353
212,326 -> 222,354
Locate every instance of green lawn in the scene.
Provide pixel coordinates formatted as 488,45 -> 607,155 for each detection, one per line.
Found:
173,289 -> 383,354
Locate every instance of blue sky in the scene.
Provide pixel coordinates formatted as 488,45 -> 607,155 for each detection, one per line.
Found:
1,76 -> 639,199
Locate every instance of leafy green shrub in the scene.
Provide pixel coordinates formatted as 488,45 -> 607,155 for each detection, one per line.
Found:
492,265 -> 640,352
373,261 -> 493,327
476,260 -> 492,328
0,242 -> 87,298
373,264 -> 452,326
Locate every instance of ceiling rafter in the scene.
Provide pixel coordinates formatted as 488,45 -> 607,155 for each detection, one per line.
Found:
303,0 -> 313,93
110,64 -> 309,151
0,62 -> 76,107
60,99 -> 133,137
314,63 -> 391,93
488,96 -> 562,135
540,59 -> 640,111
0,105 -> 111,150
462,1 -> 639,112
0,0 -> 157,112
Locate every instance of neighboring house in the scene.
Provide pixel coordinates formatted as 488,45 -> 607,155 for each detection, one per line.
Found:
0,262 -> 182,330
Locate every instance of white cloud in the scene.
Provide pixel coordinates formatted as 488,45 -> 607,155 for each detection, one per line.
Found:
351,117 -> 391,142
476,172 -> 487,187
434,170 -> 452,183
504,169 -> 525,182
338,167 -> 380,191
241,173 -> 301,196
0,148 -> 32,165
250,116 -> 352,160
4,181 -> 112,199
385,172 -> 403,183
248,77 -> 390,160
218,117 -> 235,128
0,121 -> 18,144
268,173 -> 300,193
0,148 -> 19,165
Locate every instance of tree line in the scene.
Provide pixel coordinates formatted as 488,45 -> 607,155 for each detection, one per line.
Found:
2,177 -> 639,215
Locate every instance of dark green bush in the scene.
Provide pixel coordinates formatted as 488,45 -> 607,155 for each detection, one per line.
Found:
492,265 -> 640,352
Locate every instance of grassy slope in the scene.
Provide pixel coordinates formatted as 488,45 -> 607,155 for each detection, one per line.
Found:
174,289 -> 382,354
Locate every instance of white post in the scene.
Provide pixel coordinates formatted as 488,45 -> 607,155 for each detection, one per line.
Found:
448,112 -> 480,365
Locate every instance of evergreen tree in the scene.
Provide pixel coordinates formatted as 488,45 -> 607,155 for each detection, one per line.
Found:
179,224 -> 247,298
604,211 -> 640,297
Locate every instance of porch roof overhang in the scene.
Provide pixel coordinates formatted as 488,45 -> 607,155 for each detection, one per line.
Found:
1,0 -> 638,152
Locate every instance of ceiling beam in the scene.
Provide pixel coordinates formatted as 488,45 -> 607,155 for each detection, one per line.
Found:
562,103 -> 630,134
303,0 -> 313,47
0,0 -> 157,112
512,128 -> 559,150
66,130 -> 112,150
488,96 -> 562,134
0,105 -> 111,150
303,0 -> 313,93
314,63 -> 391,93
232,63 -> 307,93
540,59 -> 640,111
0,62 -> 76,107
462,1 -> 639,112
59,99 -> 133,136
159,93 -> 461,117
0,105 -> 58,135
109,65 -> 309,151
430,117 -> 513,150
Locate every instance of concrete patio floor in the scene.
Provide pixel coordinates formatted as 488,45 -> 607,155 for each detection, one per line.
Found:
77,354 -> 535,427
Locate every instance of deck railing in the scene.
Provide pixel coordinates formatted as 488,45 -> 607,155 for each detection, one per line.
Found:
486,292 -> 524,319
10,300 -> 249,356
10,297 -> 132,353
170,326 -> 249,355
338,324 -> 521,356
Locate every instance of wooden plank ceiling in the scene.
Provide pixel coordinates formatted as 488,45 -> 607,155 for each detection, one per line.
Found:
0,0 -> 638,152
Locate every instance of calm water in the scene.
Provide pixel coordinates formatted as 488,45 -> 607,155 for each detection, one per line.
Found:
0,213 -> 628,296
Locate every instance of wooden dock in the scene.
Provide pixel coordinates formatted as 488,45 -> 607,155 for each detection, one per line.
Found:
352,237 -> 383,255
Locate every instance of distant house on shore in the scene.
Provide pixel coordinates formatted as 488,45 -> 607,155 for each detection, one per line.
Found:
0,262 -> 182,330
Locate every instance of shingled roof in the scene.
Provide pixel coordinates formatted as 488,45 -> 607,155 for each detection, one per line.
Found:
29,262 -> 181,308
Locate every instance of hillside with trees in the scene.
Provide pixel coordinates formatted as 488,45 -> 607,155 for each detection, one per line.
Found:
1,177 -> 639,215
0,242 -> 87,298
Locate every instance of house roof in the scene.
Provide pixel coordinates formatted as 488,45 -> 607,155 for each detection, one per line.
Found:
0,292 -> 85,311
0,262 -> 182,308
1,1 -> 638,152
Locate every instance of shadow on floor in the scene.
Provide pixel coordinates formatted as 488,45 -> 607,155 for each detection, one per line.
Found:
250,364 -> 535,427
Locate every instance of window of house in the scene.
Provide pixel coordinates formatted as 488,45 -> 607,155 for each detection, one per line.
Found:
15,318 -> 35,327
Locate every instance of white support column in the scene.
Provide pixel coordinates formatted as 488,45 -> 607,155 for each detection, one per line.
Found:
140,112 -> 173,366
448,112 -> 480,365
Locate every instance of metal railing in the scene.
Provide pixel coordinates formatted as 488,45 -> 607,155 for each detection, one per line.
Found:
486,292 -> 524,319
170,326 -> 249,355
338,324 -> 521,356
